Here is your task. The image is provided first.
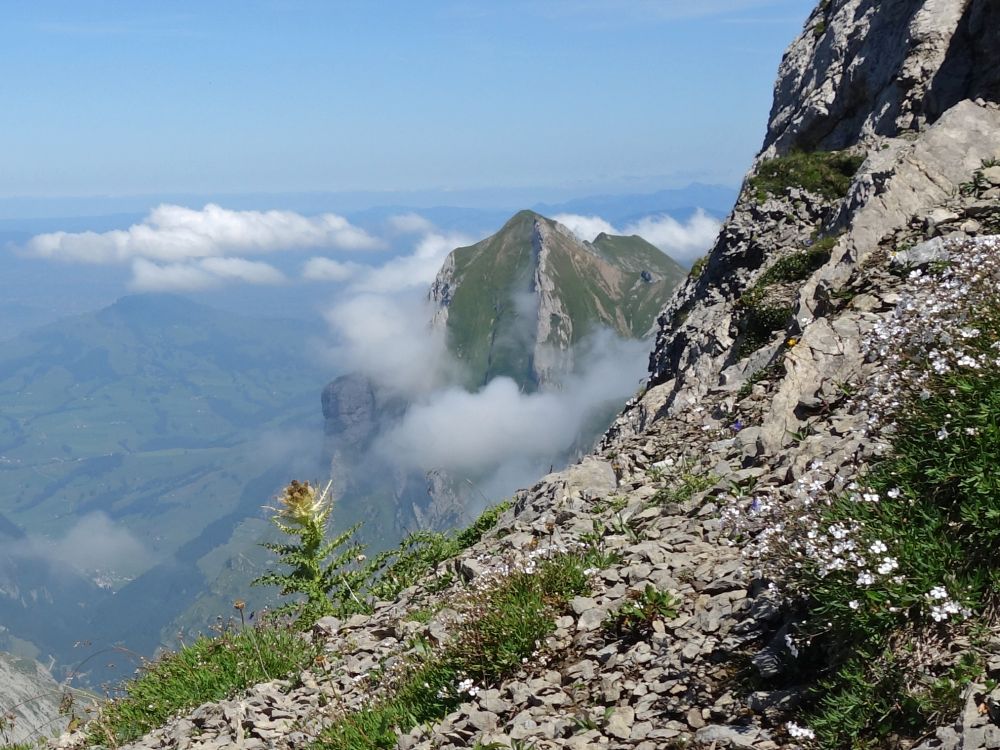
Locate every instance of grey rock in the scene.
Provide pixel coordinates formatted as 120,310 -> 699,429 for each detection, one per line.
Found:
892,237 -> 950,268
605,706 -> 635,739
686,707 -> 706,729
466,710 -> 498,732
982,165 -> 1000,186
694,724 -> 761,749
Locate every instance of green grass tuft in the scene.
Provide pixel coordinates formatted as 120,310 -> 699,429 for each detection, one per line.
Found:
89,621 -> 318,746
757,238 -> 836,286
749,149 -> 865,202
368,500 -> 512,601
604,585 -> 678,639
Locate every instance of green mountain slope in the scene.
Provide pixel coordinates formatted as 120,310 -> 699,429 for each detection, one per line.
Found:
0,294 -> 329,685
430,210 -> 685,390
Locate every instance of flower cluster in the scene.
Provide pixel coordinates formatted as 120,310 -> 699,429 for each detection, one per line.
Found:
925,586 -> 970,623
724,237 -> 1000,626
864,237 -> 1000,434
786,721 -> 816,740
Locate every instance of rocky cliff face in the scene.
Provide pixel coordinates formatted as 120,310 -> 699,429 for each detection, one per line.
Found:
764,0 -> 1000,155
0,650 -> 65,745
55,2 -> 1000,749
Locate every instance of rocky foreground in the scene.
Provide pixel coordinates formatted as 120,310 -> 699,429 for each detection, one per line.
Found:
53,0 -> 1000,748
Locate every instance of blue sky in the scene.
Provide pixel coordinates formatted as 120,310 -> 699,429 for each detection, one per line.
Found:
1,0 -> 816,200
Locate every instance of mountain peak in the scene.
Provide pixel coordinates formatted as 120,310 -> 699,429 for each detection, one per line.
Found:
429,210 -> 686,389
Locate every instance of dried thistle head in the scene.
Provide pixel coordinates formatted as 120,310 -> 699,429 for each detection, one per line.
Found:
275,480 -> 325,524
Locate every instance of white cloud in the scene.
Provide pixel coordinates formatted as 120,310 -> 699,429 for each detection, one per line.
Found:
302,257 -> 362,282
129,258 -> 217,292
353,230 -> 473,294
324,292 -> 456,395
387,212 -> 435,234
552,213 -> 617,241
376,331 -> 647,481
554,209 -> 721,264
11,512 -> 151,575
26,203 -> 381,264
200,257 -> 286,284
622,210 -> 721,263
319,217 -> 477,394
129,256 -> 285,291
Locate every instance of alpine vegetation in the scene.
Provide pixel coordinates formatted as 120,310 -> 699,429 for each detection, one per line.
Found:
729,236 -> 1000,746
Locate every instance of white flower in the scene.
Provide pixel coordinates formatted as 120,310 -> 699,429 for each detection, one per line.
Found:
877,557 -> 899,575
928,586 -> 949,600
886,487 -> 901,499
786,721 -> 816,740
957,354 -> 980,369
848,600 -> 860,610
868,540 -> 887,555
857,571 -> 875,586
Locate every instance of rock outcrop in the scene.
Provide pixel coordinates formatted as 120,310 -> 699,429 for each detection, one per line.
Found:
0,650 -> 65,745
765,0 -> 1000,155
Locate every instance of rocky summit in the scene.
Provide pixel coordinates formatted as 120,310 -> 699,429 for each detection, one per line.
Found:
430,210 -> 686,390
50,0 -> 1000,748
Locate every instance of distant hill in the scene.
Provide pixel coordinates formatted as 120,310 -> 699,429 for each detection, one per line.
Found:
0,294 -> 329,685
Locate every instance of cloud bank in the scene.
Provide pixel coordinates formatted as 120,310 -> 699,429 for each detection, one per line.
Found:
553,209 -> 721,263
377,331 -> 648,484
302,257 -> 362,283
350,229 -> 473,294
24,203 -> 383,291
10,512 -> 151,576
130,257 -> 286,291
28,203 -> 381,264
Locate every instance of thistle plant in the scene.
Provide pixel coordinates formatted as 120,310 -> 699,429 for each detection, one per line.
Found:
253,480 -> 370,623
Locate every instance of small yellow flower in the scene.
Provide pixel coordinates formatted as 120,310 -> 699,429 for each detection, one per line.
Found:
786,336 -> 799,347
